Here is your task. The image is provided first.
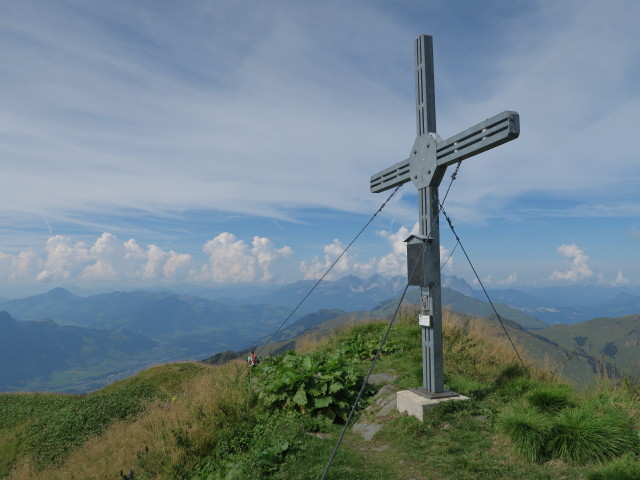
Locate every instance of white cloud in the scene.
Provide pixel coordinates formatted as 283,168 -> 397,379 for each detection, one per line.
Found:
300,223 -> 456,280
610,270 -> 630,286
374,225 -> 414,278
197,233 -> 293,283
1,2 -> 638,292
5,251 -> 40,280
251,236 -> 294,282
300,238 -> 375,280
440,245 -> 455,273
550,243 -> 595,282
499,273 -> 518,285
36,235 -> 91,282
163,251 -> 193,280
0,231 -> 295,287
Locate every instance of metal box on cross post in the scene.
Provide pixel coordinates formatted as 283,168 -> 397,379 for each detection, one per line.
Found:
405,234 -> 439,287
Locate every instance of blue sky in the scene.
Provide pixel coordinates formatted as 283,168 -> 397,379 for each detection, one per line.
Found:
0,0 -> 639,297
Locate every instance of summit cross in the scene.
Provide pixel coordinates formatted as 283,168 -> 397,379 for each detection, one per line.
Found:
370,35 -> 520,397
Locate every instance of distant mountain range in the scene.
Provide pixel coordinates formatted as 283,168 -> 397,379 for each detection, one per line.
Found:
0,311 -> 157,391
1,274 -> 639,392
482,287 -> 640,324
0,289 -> 293,392
245,274 -> 408,314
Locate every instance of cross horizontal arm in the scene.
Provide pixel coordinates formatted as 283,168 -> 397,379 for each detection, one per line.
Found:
370,111 -> 520,193
370,157 -> 411,193
436,111 -> 519,169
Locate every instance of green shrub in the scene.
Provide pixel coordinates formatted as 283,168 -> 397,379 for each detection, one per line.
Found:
525,384 -> 575,414
549,406 -> 638,465
587,454 -> 640,480
497,405 -> 553,463
336,332 -> 396,361
253,351 -> 365,423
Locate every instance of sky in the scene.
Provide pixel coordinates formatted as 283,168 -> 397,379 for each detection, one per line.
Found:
0,0 -> 639,297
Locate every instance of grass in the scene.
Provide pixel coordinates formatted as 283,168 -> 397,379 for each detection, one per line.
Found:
498,404 -> 554,463
586,454 -> 640,480
550,406 -> 637,465
0,308 -> 638,479
498,386 -> 638,466
525,383 -> 576,413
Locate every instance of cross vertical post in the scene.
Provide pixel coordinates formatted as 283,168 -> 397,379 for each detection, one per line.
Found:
415,35 -> 444,394
370,34 -> 520,398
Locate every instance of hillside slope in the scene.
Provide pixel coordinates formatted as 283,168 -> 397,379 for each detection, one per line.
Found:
539,314 -> 640,376
247,296 -> 601,388
1,311 -> 638,480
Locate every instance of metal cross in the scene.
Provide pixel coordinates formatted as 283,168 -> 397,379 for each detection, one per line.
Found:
370,35 -> 520,397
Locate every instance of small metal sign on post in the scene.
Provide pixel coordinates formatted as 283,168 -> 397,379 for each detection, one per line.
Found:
370,35 -> 520,398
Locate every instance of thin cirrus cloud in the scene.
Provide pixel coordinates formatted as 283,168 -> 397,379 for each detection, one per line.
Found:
10,0 -> 639,225
0,1 -> 411,221
0,1 -> 639,292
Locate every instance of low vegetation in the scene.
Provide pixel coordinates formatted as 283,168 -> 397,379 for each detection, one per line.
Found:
0,308 -> 637,479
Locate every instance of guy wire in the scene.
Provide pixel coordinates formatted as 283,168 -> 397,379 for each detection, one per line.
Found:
255,185 -> 401,360
322,166 -> 462,478
439,203 -> 526,367
321,242 -> 424,480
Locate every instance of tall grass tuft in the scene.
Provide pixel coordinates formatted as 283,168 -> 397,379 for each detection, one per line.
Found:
497,405 -> 553,463
549,406 -> 638,465
525,384 -> 575,414
586,454 -> 640,480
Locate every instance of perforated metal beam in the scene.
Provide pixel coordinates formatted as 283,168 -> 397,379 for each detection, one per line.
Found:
369,110 -> 520,193
436,111 -> 519,169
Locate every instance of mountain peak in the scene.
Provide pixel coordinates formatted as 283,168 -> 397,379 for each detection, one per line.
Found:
0,311 -> 19,333
46,287 -> 78,299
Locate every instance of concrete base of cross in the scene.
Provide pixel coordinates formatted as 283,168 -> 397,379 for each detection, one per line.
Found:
397,389 -> 470,421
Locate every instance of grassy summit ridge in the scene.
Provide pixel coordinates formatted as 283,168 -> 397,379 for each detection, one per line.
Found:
0,309 -> 638,479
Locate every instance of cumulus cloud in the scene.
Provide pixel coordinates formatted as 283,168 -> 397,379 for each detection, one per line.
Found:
440,245 -> 455,273
610,270 -> 630,286
300,223 -> 456,280
251,236 -> 294,281
37,235 -> 91,282
197,233 -> 293,283
300,238 -> 375,280
550,243 -> 595,281
0,231 -> 293,286
374,225 -> 415,277
32,233 -> 197,284
0,251 -> 40,280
